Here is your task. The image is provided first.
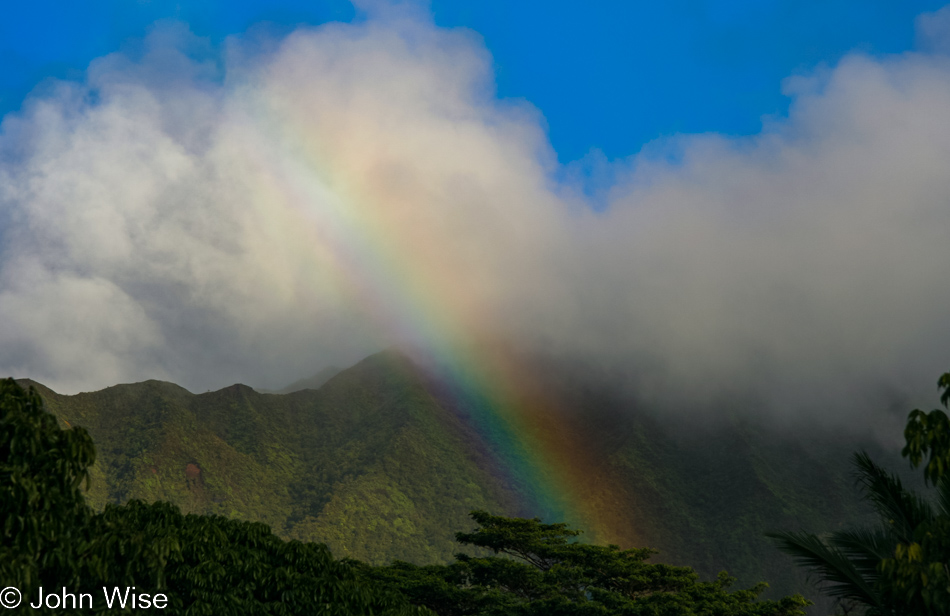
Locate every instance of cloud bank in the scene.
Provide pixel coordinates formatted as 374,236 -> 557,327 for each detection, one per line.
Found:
1,9 -> 949,423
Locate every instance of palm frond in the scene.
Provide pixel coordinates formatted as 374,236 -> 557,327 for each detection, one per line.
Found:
937,476 -> 950,518
828,528 -> 895,578
766,530 -> 883,609
851,451 -> 934,543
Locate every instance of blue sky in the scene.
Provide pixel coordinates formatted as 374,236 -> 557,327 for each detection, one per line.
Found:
1,0 -> 946,163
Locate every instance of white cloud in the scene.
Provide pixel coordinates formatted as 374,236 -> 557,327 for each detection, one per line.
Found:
0,12 -> 948,423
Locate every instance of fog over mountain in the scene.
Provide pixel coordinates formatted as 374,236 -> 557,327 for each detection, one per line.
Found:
1,4 -> 949,423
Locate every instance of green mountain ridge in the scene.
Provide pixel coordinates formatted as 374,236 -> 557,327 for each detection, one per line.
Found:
21,352 -> 519,566
17,350 -> 899,610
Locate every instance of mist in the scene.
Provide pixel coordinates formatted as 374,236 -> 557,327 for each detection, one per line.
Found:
1,7 -> 949,424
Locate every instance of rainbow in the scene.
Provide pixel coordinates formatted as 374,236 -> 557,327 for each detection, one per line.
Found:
231,82 -> 638,547
421,342 -> 633,545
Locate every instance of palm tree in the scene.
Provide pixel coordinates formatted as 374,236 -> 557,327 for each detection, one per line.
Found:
767,371 -> 950,616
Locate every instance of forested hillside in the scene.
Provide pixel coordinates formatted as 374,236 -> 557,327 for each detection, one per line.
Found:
19,350 -> 897,604
22,352 -> 518,566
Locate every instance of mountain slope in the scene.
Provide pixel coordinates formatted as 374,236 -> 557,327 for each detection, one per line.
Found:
19,350 -> 903,606
23,351 -> 518,564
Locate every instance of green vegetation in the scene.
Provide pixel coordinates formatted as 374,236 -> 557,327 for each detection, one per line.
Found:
26,352 -> 518,565
584,407 -> 876,600
1,377 -> 96,594
363,510 -> 808,615
17,349 -> 893,604
768,372 -> 950,615
3,376 -> 808,615
1,376 -> 426,615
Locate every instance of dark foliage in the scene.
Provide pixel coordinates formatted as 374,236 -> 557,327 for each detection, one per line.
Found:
1,378 -> 96,593
363,510 -> 809,615
768,372 -> 950,616
0,378 -> 425,615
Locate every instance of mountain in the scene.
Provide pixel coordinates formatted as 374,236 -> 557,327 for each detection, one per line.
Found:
22,351 -> 519,566
19,350 -> 901,607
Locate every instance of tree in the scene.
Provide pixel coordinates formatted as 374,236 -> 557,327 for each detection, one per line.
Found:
881,372 -> 950,613
83,499 -> 424,616
363,510 -> 809,616
767,372 -> 950,616
0,377 -> 96,594
0,378 -> 426,615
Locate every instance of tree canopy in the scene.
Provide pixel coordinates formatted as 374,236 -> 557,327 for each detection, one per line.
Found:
0,378 -> 424,615
1,377 -> 96,593
363,510 -> 808,616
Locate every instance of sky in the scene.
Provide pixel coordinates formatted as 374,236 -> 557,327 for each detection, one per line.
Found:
2,1 -> 950,423
3,0 -> 948,163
